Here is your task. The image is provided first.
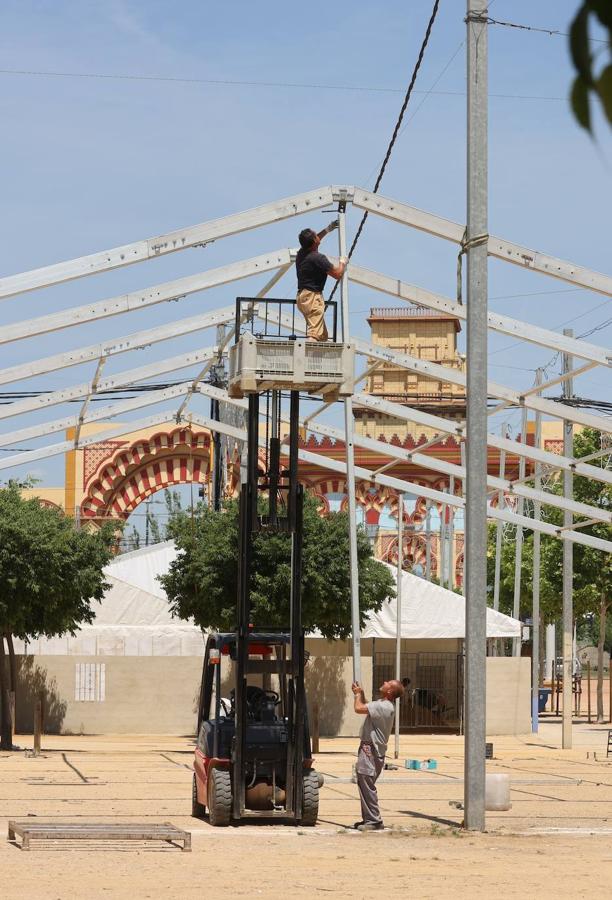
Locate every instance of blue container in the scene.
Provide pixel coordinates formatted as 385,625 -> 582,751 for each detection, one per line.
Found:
538,688 -> 551,713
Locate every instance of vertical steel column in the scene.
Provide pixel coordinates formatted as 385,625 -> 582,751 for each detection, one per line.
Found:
562,330 -> 574,749
512,407 -> 528,656
439,502 -> 446,589
532,370 -> 543,732
465,0 -> 488,832
492,423 -> 508,614
448,476 -> 455,590
394,494 -> 404,759
338,210 -> 361,684
425,500 -> 432,581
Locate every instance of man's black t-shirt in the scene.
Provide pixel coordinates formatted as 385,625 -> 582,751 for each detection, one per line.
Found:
296,249 -> 333,293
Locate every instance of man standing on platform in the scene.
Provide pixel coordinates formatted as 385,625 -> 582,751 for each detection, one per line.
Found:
351,678 -> 404,831
295,220 -> 347,341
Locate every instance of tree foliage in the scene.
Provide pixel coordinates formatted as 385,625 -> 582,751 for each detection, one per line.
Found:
0,486 -> 116,748
160,493 -> 395,640
0,487 -> 116,640
487,428 -> 611,623
569,1 -> 612,132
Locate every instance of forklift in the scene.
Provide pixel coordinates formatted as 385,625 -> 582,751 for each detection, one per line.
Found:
192,297 -> 354,826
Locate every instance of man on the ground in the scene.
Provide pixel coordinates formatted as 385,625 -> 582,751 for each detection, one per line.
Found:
351,678 -> 404,831
295,221 -> 347,341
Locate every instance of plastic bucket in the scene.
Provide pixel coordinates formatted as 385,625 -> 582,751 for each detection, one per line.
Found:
485,774 -> 511,811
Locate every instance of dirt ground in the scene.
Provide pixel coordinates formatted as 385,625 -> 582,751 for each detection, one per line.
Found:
1,720 -> 611,899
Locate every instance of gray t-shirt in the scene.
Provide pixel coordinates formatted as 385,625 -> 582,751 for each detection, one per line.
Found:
359,698 -> 395,758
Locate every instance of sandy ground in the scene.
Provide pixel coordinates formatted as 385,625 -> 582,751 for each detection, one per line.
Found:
1,721 -> 611,899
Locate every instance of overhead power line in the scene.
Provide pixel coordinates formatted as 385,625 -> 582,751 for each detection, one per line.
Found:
0,67 -> 565,101
329,0 -> 442,302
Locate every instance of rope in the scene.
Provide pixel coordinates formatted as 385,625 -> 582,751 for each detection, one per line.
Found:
328,0 -> 441,302
456,228 -> 489,304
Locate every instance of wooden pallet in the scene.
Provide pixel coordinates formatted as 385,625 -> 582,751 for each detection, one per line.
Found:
7,821 -> 191,851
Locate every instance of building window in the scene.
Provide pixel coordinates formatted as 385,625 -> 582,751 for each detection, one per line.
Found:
75,663 -> 106,702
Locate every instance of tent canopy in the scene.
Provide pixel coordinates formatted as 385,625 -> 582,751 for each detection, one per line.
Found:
16,542 -> 520,655
360,564 -> 521,640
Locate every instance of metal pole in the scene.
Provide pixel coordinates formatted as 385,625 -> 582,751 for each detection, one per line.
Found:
448,475 -> 455,590
338,209 -> 361,684
512,407 -> 528,656
465,0 -> 488,832
492,423 -> 507,613
439,502 -> 446,589
394,494 -> 404,759
562,329 -> 574,749
532,370 -> 543,732
425,499 -> 432,581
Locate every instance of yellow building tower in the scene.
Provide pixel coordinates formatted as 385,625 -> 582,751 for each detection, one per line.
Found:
354,307 -> 466,440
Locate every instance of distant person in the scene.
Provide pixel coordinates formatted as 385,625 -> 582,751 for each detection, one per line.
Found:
351,678 -> 404,831
295,221 -> 347,341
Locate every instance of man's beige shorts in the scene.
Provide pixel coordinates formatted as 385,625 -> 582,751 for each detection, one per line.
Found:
296,289 -> 329,342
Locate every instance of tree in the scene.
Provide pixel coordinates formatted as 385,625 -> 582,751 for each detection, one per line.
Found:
569,1 -> 612,132
487,428 -> 611,721
160,494 -> 395,640
0,487 -> 116,749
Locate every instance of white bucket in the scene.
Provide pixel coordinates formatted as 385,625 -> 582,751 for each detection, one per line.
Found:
485,774 -> 511,811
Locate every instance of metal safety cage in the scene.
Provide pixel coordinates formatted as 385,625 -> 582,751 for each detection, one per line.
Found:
234,296 -> 338,342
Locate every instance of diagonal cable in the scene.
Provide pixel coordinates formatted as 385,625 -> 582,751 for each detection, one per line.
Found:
329,0 -> 442,301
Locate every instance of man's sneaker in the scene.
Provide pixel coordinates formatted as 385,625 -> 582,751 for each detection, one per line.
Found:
353,821 -> 364,829
356,822 -> 384,832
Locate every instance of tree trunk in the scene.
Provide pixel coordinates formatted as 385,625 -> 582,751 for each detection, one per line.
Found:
0,636 -> 13,751
6,632 -> 16,722
596,594 -> 607,724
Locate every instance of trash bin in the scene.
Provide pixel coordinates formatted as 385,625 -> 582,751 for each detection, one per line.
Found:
538,688 -> 551,713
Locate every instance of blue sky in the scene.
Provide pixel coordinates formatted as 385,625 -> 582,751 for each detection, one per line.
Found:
0,0 -> 610,492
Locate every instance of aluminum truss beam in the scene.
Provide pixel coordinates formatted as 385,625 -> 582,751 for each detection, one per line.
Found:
1,251 -> 290,344
0,306 -> 235,387
0,189 -> 334,300
353,337 -> 612,434
0,382 -> 193,452
349,265 -> 612,367
0,347 -> 217,422
196,384 -> 612,555
354,392 -> 612,487
353,189 -> 612,297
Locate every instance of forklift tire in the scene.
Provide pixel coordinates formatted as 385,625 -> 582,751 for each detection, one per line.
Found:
192,773 -> 206,819
300,770 -> 319,826
208,767 -> 232,827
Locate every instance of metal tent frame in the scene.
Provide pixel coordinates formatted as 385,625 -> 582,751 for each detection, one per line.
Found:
1,179 -> 610,830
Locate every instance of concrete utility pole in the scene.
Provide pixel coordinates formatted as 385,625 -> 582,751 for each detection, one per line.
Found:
465,0 -> 488,832
562,331 -> 574,748
532,369 -> 543,733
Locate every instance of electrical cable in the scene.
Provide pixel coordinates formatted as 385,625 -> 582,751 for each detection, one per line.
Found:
329,0 -> 442,303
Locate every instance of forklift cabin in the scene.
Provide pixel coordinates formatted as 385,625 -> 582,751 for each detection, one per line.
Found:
193,631 -> 319,826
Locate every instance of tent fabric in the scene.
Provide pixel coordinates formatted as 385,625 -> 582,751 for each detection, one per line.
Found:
361,564 -> 521,639
15,542 -> 520,656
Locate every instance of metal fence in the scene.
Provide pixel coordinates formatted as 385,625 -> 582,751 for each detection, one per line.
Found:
373,651 -> 463,733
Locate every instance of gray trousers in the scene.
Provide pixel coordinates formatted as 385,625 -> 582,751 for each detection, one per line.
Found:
356,741 -> 385,825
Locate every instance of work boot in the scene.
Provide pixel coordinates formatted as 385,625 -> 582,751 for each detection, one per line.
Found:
356,822 -> 384,832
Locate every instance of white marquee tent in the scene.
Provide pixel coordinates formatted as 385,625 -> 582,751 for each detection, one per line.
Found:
16,542 -> 520,656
